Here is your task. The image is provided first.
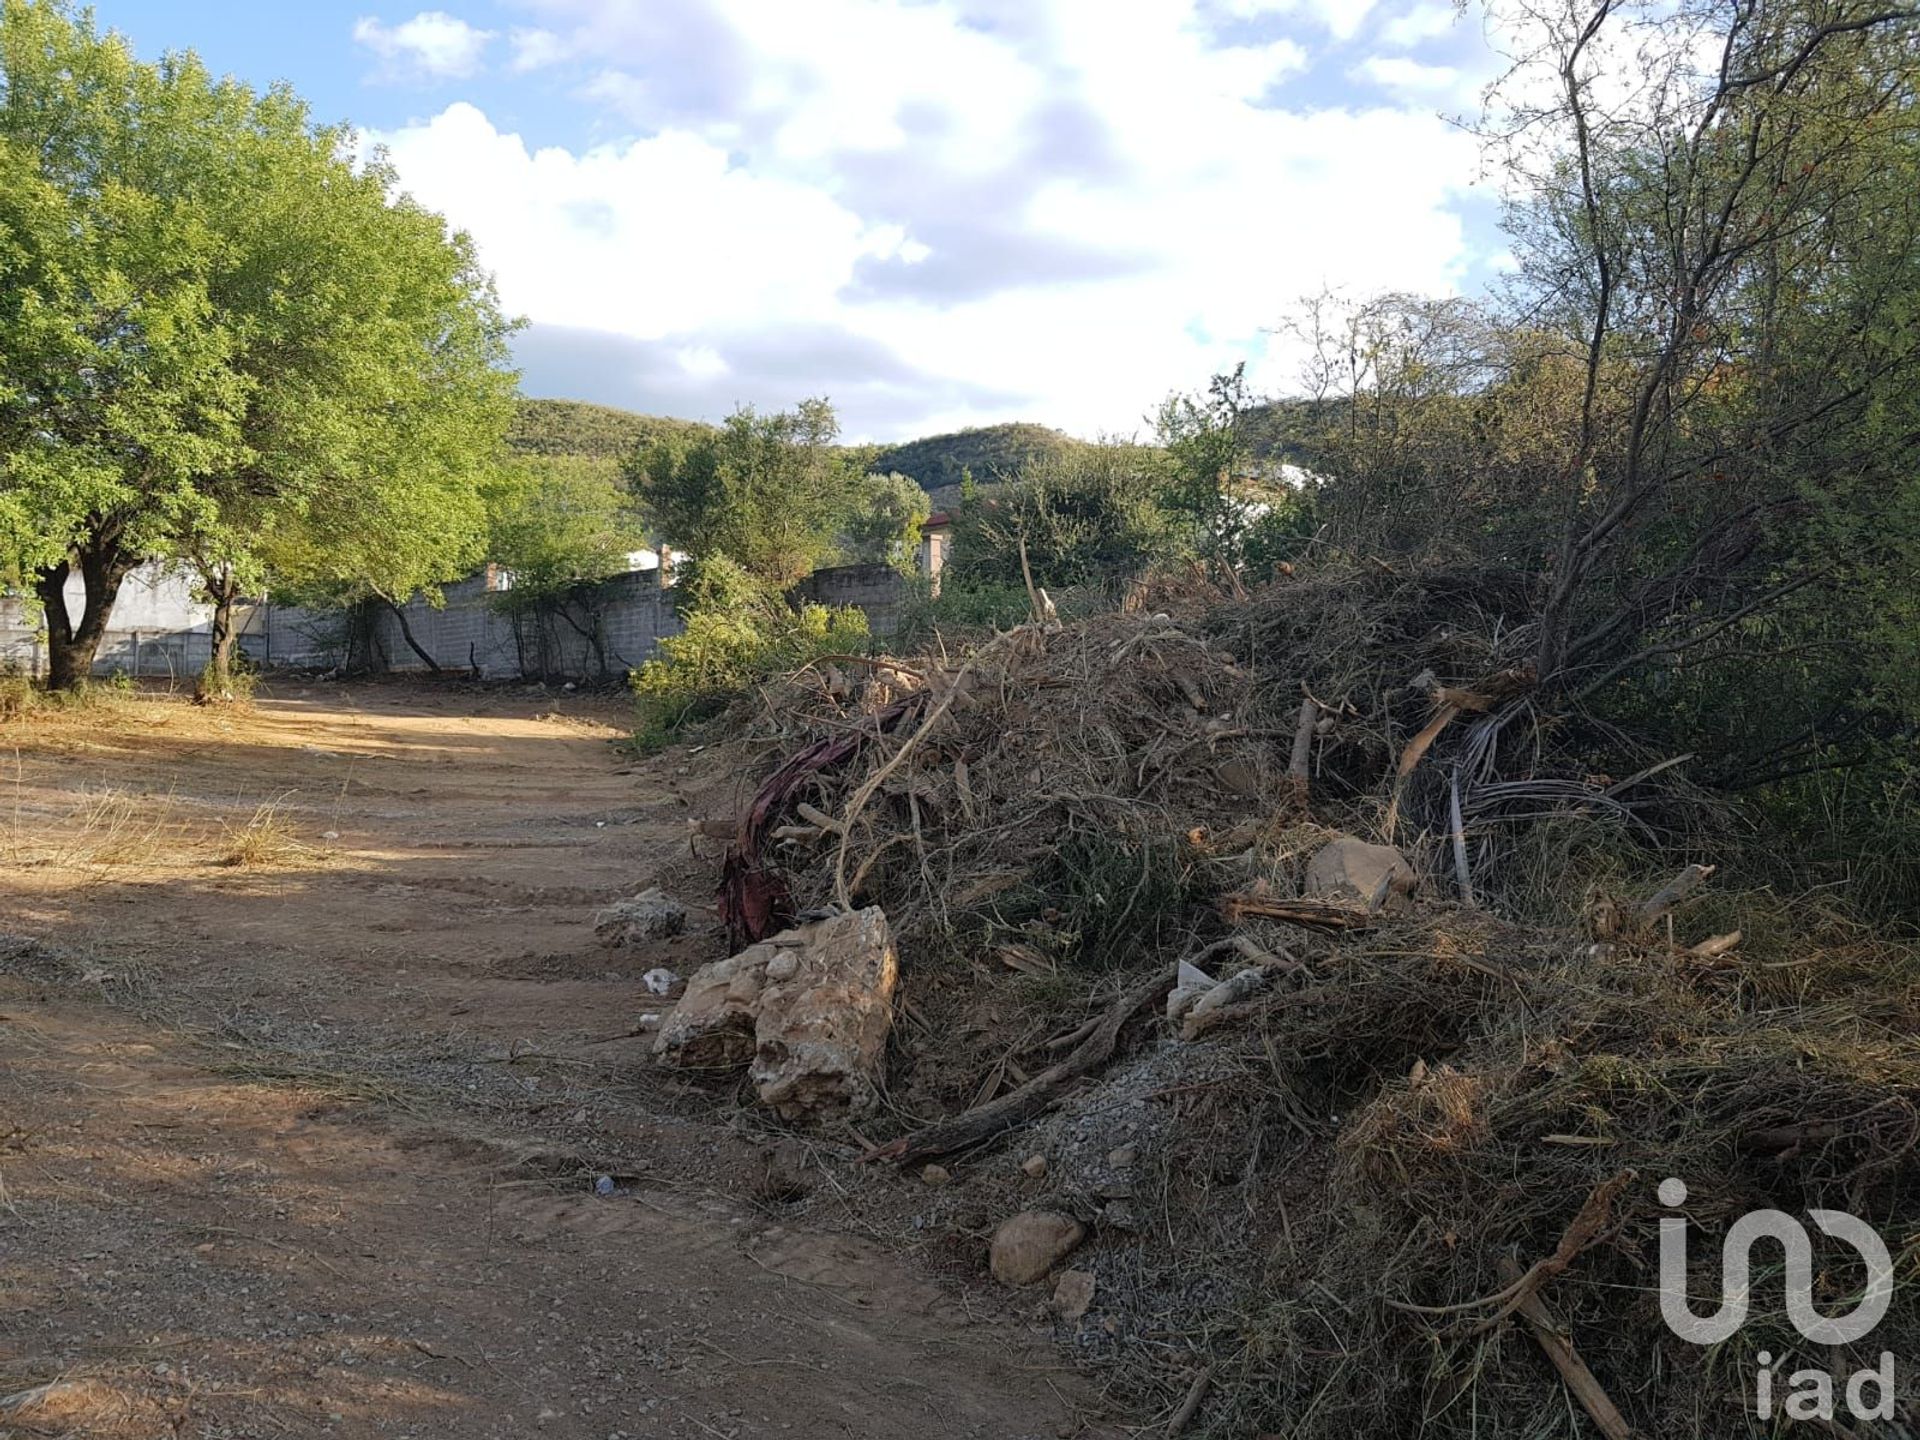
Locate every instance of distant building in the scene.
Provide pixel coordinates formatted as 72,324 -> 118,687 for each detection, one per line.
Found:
918,512 -> 952,596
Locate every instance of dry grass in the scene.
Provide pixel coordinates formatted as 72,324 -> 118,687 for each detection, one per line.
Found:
218,797 -> 314,870
35,785 -> 187,872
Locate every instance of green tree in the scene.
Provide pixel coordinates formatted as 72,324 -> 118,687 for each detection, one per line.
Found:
1281,1 -> 1920,911
628,397 -> 859,586
843,470 -> 930,571
1154,364 -> 1254,580
1483,0 -> 1920,696
0,0 -> 516,691
482,455 -> 648,678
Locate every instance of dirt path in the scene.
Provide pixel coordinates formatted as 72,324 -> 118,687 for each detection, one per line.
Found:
0,685 -> 1093,1440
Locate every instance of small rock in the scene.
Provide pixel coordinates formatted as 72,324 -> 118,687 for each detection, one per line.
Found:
1049,1269 -> 1096,1322
593,1175 -> 616,1197
1106,1146 -> 1136,1168
990,1210 -> 1087,1287
642,967 -> 678,996
1215,757 -> 1261,797
595,888 -> 689,948
920,1163 -> 951,1187
766,951 -> 799,982
1304,837 -> 1414,909
751,1140 -> 813,1203
1021,1153 -> 1048,1178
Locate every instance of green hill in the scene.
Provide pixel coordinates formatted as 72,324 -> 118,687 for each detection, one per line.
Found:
509,398 -> 715,461
869,422 -> 1088,493
510,402 -> 1099,504
1237,397 -> 1345,469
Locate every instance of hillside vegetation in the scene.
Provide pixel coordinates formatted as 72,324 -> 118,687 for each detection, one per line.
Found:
509,398 -> 715,461
869,421 -> 1090,492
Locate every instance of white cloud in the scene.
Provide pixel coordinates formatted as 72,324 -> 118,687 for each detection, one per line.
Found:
368,103 -> 916,338
1219,0 -> 1380,42
1380,1 -> 1461,47
508,27 -> 571,72
1355,54 -> 1462,94
369,0 -> 1488,438
352,10 -> 494,80
1212,37 -> 1312,100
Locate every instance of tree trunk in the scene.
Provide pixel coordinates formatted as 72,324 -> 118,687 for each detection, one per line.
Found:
196,566 -> 241,702
382,596 -> 442,673
34,535 -> 133,690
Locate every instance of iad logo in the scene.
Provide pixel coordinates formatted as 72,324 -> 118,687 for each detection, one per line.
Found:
1658,1177 -> 1898,1421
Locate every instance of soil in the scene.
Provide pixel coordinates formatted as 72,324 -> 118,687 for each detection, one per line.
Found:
0,682 -> 1105,1440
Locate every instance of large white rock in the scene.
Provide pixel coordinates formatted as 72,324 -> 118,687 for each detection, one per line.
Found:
654,909 -> 898,1123
751,908 -> 898,1122
650,948 -> 767,1069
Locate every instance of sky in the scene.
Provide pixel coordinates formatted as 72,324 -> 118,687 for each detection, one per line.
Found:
85,0 -> 1512,442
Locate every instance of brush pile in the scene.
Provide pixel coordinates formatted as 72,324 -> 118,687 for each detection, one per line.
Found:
693,561 -> 1920,1438
721,607 -> 1274,960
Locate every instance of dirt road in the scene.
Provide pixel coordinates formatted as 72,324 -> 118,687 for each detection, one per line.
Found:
0,685 -> 1091,1439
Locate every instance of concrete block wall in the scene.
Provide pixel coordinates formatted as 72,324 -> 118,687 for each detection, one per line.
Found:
790,562 -> 909,636
2,564 -> 219,680
5,558 -> 910,684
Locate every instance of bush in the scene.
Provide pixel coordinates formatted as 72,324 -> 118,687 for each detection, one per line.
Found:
890,579 -> 1032,649
194,659 -> 257,706
947,441 -> 1181,595
631,558 -> 870,750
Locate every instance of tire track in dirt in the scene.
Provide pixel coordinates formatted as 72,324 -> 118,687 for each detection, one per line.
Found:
0,686 -> 1103,1439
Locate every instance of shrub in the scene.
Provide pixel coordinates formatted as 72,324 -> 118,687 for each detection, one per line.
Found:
890,579 -> 1032,649
631,558 -> 870,749
947,441 -> 1181,595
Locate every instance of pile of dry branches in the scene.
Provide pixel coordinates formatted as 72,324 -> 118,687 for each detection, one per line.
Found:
721,609 -> 1288,957
697,564 -> 1920,1437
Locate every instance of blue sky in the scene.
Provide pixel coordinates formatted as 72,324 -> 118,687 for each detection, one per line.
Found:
85,0 -> 1510,441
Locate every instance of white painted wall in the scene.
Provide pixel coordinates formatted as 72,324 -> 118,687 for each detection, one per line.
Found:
58,562 -> 211,630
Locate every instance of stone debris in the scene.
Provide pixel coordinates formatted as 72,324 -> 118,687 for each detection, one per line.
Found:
594,888 -> 689,947
989,1210 -> 1087,1287
654,908 -> 898,1123
1037,1041 -> 1247,1231
1303,837 -> 1413,910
